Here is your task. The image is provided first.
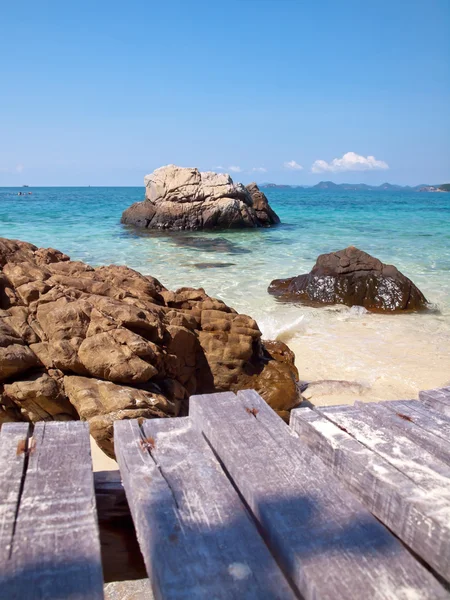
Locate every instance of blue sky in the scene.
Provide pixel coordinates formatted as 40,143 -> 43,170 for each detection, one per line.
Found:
1,0 -> 449,186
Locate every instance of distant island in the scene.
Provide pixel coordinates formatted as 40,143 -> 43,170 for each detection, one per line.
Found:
262,183 -> 294,189
261,182 -> 450,192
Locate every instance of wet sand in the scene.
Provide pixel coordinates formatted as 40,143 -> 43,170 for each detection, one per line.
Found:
286,309 -> 450,407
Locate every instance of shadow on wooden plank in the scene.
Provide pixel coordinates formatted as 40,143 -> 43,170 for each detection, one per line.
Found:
115,416 -> 299,599
190,391 -> 448,599
1,558 -> 105,600
290,405 -> 450,586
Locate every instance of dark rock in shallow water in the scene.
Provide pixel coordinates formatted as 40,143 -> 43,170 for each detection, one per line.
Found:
245,182 -> 280,226
0,237 -> 299,457
189,262 -> 236,269
121,165 -> 280,231
268,246 -> 428,312
173,235 -> 251,254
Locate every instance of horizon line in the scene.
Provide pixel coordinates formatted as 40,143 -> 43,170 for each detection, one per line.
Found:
0,181 -> 445,189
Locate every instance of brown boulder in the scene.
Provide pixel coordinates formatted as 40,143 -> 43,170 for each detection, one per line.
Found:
0,318 -> 41,381
78,329 -> 159,383
3,371 -> 77,422
35,298 -> 91,373
0,237 -> 300,456
0,273 -> 18,308
64,376 -> 177,457
0,318 -> 23,347
0,392 -> 23,425
231,339 -> 299,419
0,345 -> 40,382
0,238 -> 39,267
3,307 -> 40,344
3,260 -> 51,289
269,246 -> 428,312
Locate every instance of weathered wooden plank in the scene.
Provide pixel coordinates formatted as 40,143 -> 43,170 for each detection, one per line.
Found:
319,404 -> 450,493
420,387 -> 450,417
114,416 -> 297,600
355,400 -> 450,466
0,421 -> 104,600
421,386 -> 450,401
190,391 -> 448,599
0,423 -> 31,563
290,406 -> 450,584
236,389 -> 291,438
385,399 -> 450,445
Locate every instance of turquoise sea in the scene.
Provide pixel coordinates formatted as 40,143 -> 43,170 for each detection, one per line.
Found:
1,186 -> 449,402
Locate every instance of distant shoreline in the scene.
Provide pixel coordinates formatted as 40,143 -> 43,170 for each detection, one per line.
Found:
261,181 -> 450,192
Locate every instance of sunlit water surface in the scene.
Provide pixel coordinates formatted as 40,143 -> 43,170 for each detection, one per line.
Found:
1,187 -> 449,402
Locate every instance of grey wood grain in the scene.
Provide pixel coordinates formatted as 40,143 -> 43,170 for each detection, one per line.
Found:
384,399 -> 450,440
190,391 -> 448,599
114,415 -> 297,600
355,400 -> 450,466
318,404 -> 450,491
290,406 -> 450,583
0,423 -> 30,563
0,421 -> 104,600
420,387 -> 450,417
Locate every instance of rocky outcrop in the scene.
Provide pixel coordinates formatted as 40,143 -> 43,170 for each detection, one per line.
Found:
0,238 -> 299,455
121,165 -> 280,230
268,246 -> 428,312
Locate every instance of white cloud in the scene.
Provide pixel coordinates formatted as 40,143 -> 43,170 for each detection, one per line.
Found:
284,160 -> 303,171
311,151 -> 389,173
252,167 -> 267,173
213,165 -> 224,170
228,165 -> 242,173
0,163 -> 25,174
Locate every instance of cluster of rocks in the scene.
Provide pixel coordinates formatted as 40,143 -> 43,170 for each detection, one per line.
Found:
268,246 -> 428,312
0,238 -> 299,457
121,165 -> 280,230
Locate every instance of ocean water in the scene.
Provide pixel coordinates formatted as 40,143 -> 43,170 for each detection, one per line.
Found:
1,186 -> 449,402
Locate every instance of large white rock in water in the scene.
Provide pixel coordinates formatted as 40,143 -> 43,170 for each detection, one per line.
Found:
121,165 -> 280,230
